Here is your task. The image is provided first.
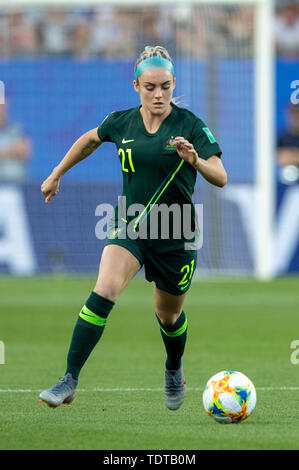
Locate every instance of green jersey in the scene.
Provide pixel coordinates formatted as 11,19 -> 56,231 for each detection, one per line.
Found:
97,103 -> 222,251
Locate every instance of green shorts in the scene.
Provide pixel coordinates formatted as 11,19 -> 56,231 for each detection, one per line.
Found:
105,234 -> 197,296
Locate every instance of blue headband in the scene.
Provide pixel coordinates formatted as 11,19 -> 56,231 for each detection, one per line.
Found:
135,56 -> 174,79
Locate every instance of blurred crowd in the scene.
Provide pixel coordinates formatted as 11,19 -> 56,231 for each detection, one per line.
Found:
0,3 -> 298,184
0,2 -> 297,60
275,1 -> 299,56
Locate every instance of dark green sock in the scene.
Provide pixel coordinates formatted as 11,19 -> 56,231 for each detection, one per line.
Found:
156,310 -> 188,371
66,292 -> 115,380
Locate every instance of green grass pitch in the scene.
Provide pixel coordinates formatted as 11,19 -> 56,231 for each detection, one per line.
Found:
0,275 -> 299,450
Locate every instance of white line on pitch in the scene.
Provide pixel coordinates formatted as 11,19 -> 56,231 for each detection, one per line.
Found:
0,386 -> 299,393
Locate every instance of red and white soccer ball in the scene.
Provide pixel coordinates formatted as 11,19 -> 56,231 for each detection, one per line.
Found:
202,370 -> 257,423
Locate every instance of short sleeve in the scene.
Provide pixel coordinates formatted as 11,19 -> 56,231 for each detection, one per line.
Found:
191,118 -> 222,160
97,112 -> 115,143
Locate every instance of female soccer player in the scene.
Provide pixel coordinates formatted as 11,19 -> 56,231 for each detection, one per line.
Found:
39,46 -> 227,410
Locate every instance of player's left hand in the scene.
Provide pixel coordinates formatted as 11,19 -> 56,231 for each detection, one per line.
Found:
175,137 -> 198,168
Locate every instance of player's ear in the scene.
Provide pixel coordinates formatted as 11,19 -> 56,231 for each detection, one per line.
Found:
133,79 -> 140,94
172,76 -> 176,91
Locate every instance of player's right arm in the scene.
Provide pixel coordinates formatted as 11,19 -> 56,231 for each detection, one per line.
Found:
41,128 -> 102,204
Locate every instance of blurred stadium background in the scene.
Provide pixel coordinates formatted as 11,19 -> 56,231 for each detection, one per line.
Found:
0,0 -> 298,279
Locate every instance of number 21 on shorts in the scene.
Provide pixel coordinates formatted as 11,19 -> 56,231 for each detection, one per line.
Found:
178,259 -> 195,290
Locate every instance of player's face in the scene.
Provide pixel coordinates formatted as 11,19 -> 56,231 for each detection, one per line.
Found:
134,69 -> 176,116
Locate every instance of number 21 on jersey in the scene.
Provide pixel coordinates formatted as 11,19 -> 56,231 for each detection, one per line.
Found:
119,148 -> 135,173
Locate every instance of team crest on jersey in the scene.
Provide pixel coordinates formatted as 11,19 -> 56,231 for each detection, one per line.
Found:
165,137 -> 177,150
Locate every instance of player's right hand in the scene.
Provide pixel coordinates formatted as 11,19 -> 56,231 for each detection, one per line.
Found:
41,175 -> 60,204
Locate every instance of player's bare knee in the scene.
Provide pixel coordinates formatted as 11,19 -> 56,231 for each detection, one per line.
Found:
156,310 -> 182,326
93,282 -> 120,303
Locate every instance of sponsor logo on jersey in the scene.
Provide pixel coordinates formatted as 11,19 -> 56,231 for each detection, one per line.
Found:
122,138 -> 134,144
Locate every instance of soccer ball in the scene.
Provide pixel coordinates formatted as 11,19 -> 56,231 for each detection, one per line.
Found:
202,370 -> 256,424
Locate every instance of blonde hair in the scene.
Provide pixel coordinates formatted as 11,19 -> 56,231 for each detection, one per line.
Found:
134,45 -> 174,77
135,45 -> 184,106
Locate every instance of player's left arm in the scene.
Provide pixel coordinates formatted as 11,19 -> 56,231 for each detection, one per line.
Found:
175,136 -> 227,188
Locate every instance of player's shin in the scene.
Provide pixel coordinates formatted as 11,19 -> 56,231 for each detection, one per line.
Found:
155,310 -> 187,371
65,292 -> 115,380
